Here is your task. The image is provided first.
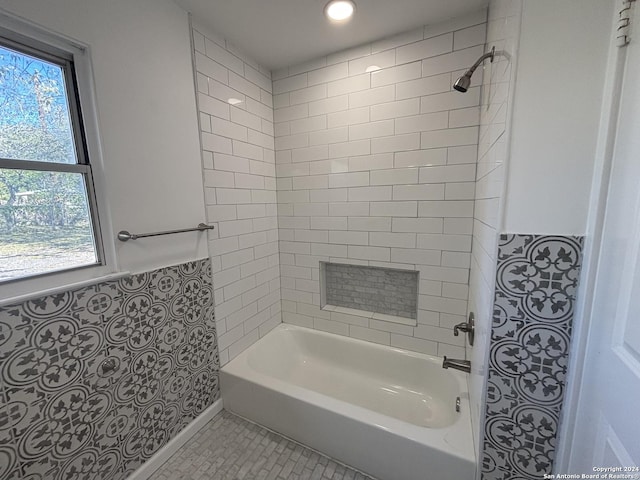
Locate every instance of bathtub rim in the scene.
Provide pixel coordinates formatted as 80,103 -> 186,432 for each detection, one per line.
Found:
245,322 -> 463,429
220,323 -> 476,465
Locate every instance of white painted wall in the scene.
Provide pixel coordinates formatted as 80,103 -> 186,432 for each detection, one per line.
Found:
504,0 -> 613,234
467,0 -> 522,465
272,11 -> 487,356
190,22 -> 282,365
0,0 -> 207,275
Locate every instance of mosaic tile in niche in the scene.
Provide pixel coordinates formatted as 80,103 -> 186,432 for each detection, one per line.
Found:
324,262 -> 419,319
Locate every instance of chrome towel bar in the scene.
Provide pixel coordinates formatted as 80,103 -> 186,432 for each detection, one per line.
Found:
117,223 -> 214,242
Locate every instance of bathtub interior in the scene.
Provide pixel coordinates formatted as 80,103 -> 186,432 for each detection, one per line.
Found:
244,325 -> 461,428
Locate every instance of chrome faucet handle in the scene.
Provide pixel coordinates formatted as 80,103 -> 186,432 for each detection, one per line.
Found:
453,322 -> 471,336
452,312 -> 475,346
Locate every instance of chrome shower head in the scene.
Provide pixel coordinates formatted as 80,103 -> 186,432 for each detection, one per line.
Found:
453,73 -> 472,93
452,46 -> 495,93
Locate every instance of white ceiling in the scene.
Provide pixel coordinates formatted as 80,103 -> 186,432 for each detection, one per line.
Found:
175,0 -> 489,71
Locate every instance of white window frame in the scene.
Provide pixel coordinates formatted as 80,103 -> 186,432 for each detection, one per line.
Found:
0,12 -> 119,304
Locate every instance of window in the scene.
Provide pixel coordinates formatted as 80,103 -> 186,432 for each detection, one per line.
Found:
0,28 -> 104,284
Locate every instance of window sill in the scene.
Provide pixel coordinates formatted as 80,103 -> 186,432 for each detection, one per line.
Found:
0,271 -> 130,308
321,304 -> 417,327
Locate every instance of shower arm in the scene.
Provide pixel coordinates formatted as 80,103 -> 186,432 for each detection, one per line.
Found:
464,46 -> 496,77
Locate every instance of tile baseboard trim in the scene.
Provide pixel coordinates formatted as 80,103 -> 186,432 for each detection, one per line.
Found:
127,398 -> 224,480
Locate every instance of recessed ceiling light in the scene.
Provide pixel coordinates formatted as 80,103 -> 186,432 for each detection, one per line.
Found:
365,65 -> 381,73
324,0 -> 356,22
228,98 -> 243,105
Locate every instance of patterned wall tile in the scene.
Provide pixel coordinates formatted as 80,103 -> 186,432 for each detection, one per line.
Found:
481,234 -> 583,480
0,258 -> 219,480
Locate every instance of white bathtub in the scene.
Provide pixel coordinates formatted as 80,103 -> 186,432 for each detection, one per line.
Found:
221,324 -> 475,480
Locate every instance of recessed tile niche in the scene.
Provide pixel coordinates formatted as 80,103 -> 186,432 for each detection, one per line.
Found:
320,262 -> 419,325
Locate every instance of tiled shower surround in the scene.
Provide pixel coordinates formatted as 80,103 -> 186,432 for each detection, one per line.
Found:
192,23 -> 282,366
0,259 -> 219,480
481,234 -> 584,480
273,11 -> 488,357
467,0 -> 522,463
324,263 -> 418,319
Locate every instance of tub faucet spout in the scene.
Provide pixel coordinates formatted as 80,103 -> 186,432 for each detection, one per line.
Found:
442,356 -> 471,373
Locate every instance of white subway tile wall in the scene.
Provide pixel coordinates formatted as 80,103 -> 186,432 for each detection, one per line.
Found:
193,24 -> 281,365
466,0 -> 522,464
274,11 -> 487,358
